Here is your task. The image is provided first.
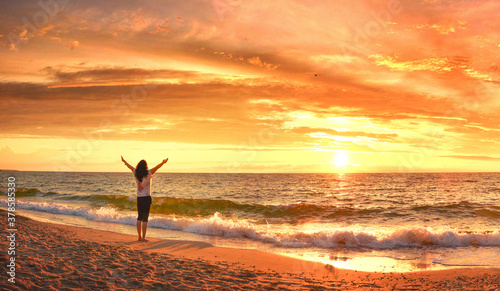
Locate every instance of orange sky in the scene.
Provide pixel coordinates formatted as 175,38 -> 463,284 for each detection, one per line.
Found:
1,0 -> 499,173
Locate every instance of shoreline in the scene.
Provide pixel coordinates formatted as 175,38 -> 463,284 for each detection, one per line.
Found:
1,210 -> 499,290
13,207 -> 500,273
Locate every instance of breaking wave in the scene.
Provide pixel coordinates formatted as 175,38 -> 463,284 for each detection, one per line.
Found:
2,200 -> 500,250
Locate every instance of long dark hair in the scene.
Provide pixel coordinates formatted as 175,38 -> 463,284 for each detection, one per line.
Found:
135,160 -> 149,182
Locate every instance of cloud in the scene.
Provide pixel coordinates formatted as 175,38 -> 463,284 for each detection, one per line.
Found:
149,19 -> 170,35
370,55 -> 453,72
1,0 -> 500,172
247,56 -> 279,71
67,39 -> 79,50
0,145 -> 15,155
410,22 -> 468,35
40,66 -> 227,88
291,127 -> 398,141
440,155 -> 500,161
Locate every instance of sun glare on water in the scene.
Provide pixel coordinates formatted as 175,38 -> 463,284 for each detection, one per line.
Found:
333,151 -> 349,167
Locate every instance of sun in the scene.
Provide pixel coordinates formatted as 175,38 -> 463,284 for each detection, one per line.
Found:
333,151 -> 349,167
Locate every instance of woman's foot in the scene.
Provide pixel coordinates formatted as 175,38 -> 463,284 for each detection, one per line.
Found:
142,238 -> 149,242
138,237 -> 142,241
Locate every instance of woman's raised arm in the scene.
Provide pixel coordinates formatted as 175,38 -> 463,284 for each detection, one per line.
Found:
150,158 -> 168,174
121,156 -> 135,172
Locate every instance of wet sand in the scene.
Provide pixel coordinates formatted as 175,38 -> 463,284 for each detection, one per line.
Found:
1,210 -> 499,290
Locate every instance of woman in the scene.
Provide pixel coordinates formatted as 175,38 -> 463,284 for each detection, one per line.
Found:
121,156 -> 168,241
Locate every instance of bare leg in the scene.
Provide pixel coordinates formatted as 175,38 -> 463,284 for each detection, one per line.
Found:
136,220 -> 142,241
142,222 -> 148,241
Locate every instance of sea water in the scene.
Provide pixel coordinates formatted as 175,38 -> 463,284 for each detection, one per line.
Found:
1,171 -> 499,272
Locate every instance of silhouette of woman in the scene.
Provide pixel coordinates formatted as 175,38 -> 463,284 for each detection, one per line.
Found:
121,156 -> 168,241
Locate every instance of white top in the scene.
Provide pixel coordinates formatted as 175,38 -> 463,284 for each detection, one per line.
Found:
133,169 -> 153,197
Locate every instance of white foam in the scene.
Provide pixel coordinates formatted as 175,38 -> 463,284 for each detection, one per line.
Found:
275,228 -> 500,249
3,200 -> 500,250
184,212 -> 264,240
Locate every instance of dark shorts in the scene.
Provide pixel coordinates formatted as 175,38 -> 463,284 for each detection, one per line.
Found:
137,195 -> 152,222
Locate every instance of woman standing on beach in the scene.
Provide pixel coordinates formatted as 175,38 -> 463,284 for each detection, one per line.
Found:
121,156 -> 168,241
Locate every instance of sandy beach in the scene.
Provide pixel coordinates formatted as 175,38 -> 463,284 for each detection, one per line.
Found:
1,210 -> 499,290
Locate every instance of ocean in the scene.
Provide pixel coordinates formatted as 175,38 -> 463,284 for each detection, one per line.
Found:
1,171 -> 499,272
